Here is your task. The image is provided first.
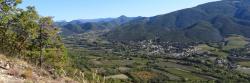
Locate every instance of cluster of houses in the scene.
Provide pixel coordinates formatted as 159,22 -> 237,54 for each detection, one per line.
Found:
109,40 -> 202,57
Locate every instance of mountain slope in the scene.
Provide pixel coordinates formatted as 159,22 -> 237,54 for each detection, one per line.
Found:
106,0 -> 250,42
58,15 -> 135,35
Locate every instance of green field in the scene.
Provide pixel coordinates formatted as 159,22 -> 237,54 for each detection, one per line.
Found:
197,44 -> 228,58
65,33 -> 250,82
196,35 -> 249,58
238,61 -> 250,68
236,68 -> 250,74
223,35 -> 249,51
165,68 -> 207,80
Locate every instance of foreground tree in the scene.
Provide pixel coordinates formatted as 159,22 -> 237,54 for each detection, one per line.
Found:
0,0 -> 67,71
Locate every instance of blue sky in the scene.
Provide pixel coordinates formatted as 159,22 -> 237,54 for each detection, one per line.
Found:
19,0 -> 219,21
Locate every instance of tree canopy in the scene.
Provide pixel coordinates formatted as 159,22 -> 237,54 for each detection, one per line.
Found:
0,0 -> 67,70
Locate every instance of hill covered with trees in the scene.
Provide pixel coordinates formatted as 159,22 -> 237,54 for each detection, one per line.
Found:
106,0 -> 250,42
58,0 -> 250,42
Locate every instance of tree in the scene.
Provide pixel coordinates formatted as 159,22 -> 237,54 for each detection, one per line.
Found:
0,0 -> 67,71
0,0 -> 22,54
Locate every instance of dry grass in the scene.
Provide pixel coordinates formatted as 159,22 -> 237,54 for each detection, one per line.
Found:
132,71 -> 158,80
238,61 -> 250,68
0,54 -> 8,61
21,67 -> 33,79
7,68 -> 20,77
71,69 -> 107,83
106,74 -> 128,79
0,54 -> 80,83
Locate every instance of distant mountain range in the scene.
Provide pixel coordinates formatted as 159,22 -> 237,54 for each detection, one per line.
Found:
58,0 -> 250,42
56,15 -> 135,35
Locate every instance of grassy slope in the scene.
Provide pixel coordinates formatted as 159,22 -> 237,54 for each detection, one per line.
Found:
165,68 -> 206,80
197,44 -> 228,58
238,61 -> 250,67
223,35 -> 249,51
197,35 -> 249,58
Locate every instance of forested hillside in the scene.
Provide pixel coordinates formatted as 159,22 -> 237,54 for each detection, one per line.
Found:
105,0 -> 250,42
57,15 -> 135,36
57,0 -> 250,42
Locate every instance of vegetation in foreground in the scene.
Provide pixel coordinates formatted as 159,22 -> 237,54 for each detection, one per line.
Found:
0,0 -> 102,82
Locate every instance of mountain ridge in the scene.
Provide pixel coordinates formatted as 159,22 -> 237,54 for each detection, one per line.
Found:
58,0 -> 250,42
106,0 -> 250,42
57,15 -> 136,35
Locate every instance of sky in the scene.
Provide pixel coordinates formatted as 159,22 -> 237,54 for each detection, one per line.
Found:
19,0 -> 220,21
